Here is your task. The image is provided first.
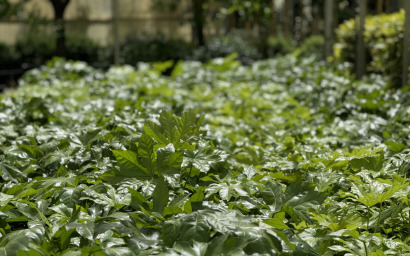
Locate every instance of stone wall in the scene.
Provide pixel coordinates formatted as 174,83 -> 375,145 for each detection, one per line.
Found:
0,0 -> 192,46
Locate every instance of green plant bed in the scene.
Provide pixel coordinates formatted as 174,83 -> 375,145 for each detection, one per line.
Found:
0,56 -> 409,255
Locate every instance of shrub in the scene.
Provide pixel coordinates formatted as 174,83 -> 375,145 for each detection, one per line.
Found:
120,33 -> 190,65
192,31 -> 260,65
15,32 -> 55,67
334,11 -> 404,85
14,31 -> 112,68
296,35 -> 324,58
66,34 -> 104,65
266,36 -> 295,57
0,42 -> 18,69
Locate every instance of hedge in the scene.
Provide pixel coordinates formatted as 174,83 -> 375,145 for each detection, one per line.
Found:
334,10 -> 404,86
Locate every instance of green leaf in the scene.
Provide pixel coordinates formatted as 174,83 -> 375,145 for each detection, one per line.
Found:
77,128 -> 101,146
159,111 -> 177,144
104,150 -> 152,183
169,194 -> 190,207
152,177 -> 169,214
261,181 -> 282,208
144,120 -> 168,145
162,211 -> 210,247
18,144 -> 44,159
203,234 -> 228,256
128,188 -> 147,206
263,212 -> 290,229
243,166 -> 256,179
269,171 -> 303,183
385,141 -> 405,152
137,132 -> 156,173
0,162 -> 26,182
183,142 -> 226,173
16,248 -> 46,256
357,182 -> 408,207
163,206 -> 183,217
175,110 -> 204,145
53,227 -> 77,249
0,226 -> 45,255
66,222 -> 94,241
0,192 -> 14,207
172,241 -> 208,256
104,247 -> 136,256
190,187 -> 205,203
156,144 -> 183,175
79,246 -> 107,255
60,187 -> 83,207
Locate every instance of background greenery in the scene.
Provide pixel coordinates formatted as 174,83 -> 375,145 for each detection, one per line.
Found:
334,11 -> 404,86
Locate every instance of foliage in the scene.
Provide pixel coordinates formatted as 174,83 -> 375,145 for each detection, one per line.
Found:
266,36 -> 295,57
120,33 -> 191,65
0,55 -> 409,254
0,42 -> 18,69
220,0 -> 273,26
15,31 -> 55,67
9,31 -> 108,68
65,34 -> 105,65
334,11 -> 404,85
192,31 -> 260,64
0,0 -> 27,20
295,35 -> 324,58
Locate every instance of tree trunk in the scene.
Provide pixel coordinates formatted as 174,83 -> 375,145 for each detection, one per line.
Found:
283,0 -> 289,36
270,0 -> 275,36
192,0 -> 205,47
324,0 -> 335,60
50,0 -> 70,57
385,0 -> 391,13
301,0 -> 312,41
311,5 -> 318,35
112,0 -> 120,64
288,0 -> 294,37
356,0 -> 367,79
377,0 -> 383,14
258,21 -> 268,58
403,0 -> 410,86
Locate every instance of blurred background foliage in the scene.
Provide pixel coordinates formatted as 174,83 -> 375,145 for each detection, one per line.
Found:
335,11 -> 404,86
0,0 -> 408,87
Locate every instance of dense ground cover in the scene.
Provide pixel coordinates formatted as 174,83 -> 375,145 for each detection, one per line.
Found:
0,55 -> 409,255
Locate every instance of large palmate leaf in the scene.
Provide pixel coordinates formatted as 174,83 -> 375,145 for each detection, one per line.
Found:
163,211 -> 211,247
144,120 -> 168,146
0,225 -> 45,255
0,159 -> 26,182
156,143 -> 183,175
183,142 -> 227,173
175,109 -> 204,143
262,181 -> 326,222
352,177 -> 408,208
159,111 -> 178,144
162,210 -> 317,255
138,132 -> 156,173
102,150 -> 153,183
152,177 -> 169,214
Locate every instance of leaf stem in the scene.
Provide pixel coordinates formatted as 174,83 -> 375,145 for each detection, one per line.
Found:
363,240 -> 368,256
366,206 -> 371,230
183,163 -> 193,189
400,211 -> 410,233
376,201 -> 383,233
